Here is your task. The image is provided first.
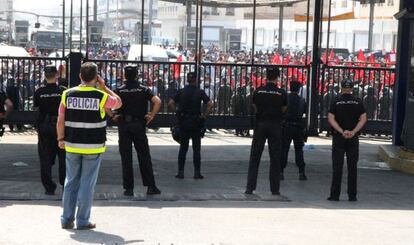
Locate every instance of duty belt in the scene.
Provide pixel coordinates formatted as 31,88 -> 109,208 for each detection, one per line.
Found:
285,121 -> 304,127
43,114 -> 58,124
123,114 -> 143,123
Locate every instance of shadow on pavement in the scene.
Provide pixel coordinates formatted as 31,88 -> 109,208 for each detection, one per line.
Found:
69,229 -> 144,244
1,141 -> 413,211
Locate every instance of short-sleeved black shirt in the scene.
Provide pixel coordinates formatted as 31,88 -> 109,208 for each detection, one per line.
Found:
0,90 -> 7,113
285,92 -> 306,123
329,93 -> 366,131
253,83 -> 288,122
115,80 -> 154,119
173,85 -> 210,115
33,83 -> 65,121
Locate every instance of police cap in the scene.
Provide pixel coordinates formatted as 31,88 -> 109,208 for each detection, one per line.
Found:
341,79 -> 354,89
44,65 -> 58,74
124,65 -> 138,80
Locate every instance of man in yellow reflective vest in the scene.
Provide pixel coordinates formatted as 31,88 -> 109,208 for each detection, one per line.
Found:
57,62 -> 122,230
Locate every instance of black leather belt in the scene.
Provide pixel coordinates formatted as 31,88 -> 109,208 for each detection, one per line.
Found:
43,115 -> 58,124
123,115 -> 142,123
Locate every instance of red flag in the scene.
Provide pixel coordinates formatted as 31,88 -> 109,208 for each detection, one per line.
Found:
369,54 -> 375,63
174,55 -> 182,79
272,53 -> 282,64
329,49 -> 335,61
321,51 -> 327,64
283,53 -> 291,65
357,49 -> 366,62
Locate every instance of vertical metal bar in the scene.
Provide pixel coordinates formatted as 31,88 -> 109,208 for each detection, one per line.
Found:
62,0 -> 66,57
304,0 -> 310,65
69,0 -> 73,52
278,5 -> 284,52
195,0 -> 200,82
140,0 -> 145,62
308,0 -> 323,135
251,0 -> 257,65
86,0 -> 90,59
368,0 -> 375,51
80,0 -> 83,51
325,0 -> 332,64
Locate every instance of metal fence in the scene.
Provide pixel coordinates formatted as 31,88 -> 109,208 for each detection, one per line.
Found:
0,56 -> 68,123
318,65 -> 395,134
1,57 -> 396,134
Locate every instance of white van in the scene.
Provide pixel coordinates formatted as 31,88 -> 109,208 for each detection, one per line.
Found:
127,45 -> 169,62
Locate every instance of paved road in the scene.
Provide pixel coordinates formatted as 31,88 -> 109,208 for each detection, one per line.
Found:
0,130 -> 413,244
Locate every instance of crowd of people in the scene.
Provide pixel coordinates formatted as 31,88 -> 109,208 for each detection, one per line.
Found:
0,42 -> 396,135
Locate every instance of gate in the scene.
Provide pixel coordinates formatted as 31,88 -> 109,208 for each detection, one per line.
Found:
1,56 -> 395,134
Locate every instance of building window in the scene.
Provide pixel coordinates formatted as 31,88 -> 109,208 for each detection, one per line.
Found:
387,0 -> 394,6
225,7 -> 235,16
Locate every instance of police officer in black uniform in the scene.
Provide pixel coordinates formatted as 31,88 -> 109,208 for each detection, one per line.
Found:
245,67 -> 287,195
110,65 -> 161,196
281,80 -> 307,181
168,72 -> 213,179
0,88 -> 13,137
327,79 -> 367,202
33,65 -> 66,195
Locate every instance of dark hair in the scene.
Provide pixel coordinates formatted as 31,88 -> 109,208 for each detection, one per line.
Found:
187,72 -> 196,84
45,70 -> 58,80
290,81 -> 301,93
266,67 -> 280,81
80,62 -> 98,82
44,65 -> 58,80
124,67 -> 137,80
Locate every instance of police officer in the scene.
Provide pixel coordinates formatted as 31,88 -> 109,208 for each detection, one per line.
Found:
110,65 -> 161,196
33,65 -> 66,195
168,72 -> 213,179
280,80 -> 307,181
245,67 -> 287,195
327,79 -> 367,202
58,62 -> 122,229
0,88 -> 13,137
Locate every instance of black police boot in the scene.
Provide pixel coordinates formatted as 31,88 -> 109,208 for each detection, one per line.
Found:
327,196 -> 340,201
123,189 -> 134,196
280,172 -> 284,181
272,191 -> 281,196
299,172 -> 307,181
147,186 -> 161,195
175,171 -> 184,179
348,196 -> 357,202
45,190 -> 55,195
193,171 -> 204,179
244,189 -> 253,195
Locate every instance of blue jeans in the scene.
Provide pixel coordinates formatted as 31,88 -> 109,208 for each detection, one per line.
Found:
61,153 -> 101,227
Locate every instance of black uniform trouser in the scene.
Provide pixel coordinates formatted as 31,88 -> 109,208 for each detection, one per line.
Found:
330,134 -> 359,198
178,119 -> 201,173
246,121 -> 282,193
118,121 -> 156,190
37,123 -> 66,192
281,124 -> 305,173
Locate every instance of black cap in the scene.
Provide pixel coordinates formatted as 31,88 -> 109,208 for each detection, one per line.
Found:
187,72 -> 196,83
341,79 -> 354,89
44,65 -> 57,74
124,65 -> 138,80
124,65 -> 138,73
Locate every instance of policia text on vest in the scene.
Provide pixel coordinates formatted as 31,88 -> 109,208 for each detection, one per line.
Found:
57,62 -> 122,230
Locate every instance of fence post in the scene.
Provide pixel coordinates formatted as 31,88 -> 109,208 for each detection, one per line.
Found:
307,0 -> 322,136
68,52 -> 83,87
